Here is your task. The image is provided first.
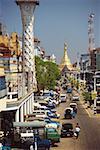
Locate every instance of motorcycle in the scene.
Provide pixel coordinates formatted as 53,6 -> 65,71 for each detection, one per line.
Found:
74,126 -> 80,139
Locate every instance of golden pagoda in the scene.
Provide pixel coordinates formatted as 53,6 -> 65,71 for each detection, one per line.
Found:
59,43 -> 73,71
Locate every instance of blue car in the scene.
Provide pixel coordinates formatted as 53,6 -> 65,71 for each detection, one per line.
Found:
44,117 -> 60,127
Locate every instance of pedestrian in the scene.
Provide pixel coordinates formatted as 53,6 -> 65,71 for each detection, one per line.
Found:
74,123 -> 80,139
72,111 -> 76,118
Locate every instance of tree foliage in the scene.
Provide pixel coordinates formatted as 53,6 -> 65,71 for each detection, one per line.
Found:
35,56 -> 60,91
82,91 -> 92,106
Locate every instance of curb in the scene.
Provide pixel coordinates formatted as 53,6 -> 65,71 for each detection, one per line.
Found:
80,100 -> 100,118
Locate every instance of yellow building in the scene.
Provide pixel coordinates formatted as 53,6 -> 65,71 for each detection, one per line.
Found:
0,32 -> 21,56
0,54 -> 5,76
0,32 -> 22,99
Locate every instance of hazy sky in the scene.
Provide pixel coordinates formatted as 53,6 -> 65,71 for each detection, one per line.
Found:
0,0 -> 100,63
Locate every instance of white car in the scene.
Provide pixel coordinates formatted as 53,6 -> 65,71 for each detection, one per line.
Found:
60,94 -> 67,102
70,102 -> 77,113
72,94 -> 79,101
32,110 -> 47,118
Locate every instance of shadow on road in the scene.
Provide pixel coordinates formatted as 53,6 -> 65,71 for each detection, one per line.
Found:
52,144 -> 59,147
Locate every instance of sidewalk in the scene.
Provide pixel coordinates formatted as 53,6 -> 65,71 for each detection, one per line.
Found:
80,100 -> 100,118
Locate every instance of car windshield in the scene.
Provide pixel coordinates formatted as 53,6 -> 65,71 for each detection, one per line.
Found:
65,109 -> 71,113
62,124 -> 73,129
61,96 -> 65,98
70,105 -> 76,108
47,128 -> 56,132
74,95 -> 78,97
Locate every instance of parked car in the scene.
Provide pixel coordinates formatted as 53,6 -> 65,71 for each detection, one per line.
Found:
44,118 -> 60,127
49,98 -> 59,105
64,107 -> 73,119
47,111 -> 60,119
47,102 -> 56,109
61,123 -> 74,137
60,94 -> 66,102
70,102 -> 77,113
32,110 -> 47,118
38,106 -> 57,114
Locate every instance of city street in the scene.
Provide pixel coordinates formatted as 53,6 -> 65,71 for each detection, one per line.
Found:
0,1 -> 100,150
51,98 -> 100,150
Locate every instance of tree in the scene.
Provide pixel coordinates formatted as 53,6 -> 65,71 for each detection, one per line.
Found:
82,91 -> 93,106
35,56 -> 60,91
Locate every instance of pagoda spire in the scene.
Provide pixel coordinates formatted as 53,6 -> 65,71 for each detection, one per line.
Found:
59,43 -> 73,71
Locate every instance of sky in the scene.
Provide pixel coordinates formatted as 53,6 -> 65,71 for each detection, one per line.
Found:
0,0 -> 100,64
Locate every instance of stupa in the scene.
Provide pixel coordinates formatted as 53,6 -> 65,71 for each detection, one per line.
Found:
59,43 -> 73,71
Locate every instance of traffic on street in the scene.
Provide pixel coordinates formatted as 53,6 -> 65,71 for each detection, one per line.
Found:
0,1 -> 100,150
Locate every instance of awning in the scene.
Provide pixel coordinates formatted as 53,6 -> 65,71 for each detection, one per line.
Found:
13,120 -> 46,128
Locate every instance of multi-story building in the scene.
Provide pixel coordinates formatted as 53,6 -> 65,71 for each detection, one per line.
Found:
0,54 -> 7,99
90,48 -> 100,72
0,32 -> 22,100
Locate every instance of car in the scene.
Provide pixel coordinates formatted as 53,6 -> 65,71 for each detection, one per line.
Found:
72,94 -> 79,101
60,94 -> 67,102
47,102 -> 56,109
47,111 -> 60,119
44,118 -> 60,127
70,102 -> 77,113
48,98 -> 58,106
32,111 -> 47,118
39,106 -> 57,114
67,88 -> 72,93
64,107 -> 73,119
61,123 -> 74,137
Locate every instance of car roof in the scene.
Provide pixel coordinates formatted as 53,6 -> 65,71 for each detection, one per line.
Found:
70,103 -> 77,106
60,94 -> 66,96
65,107 -> 73,110
73,94 -> 79,96
62,123 -> 73,125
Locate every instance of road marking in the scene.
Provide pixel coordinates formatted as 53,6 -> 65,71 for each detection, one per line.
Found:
80,101 -> 100,118
85,108 -> 92,118
80,101 -> 92,118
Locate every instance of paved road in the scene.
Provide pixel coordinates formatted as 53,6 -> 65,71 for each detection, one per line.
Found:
51,98 -> 100,150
